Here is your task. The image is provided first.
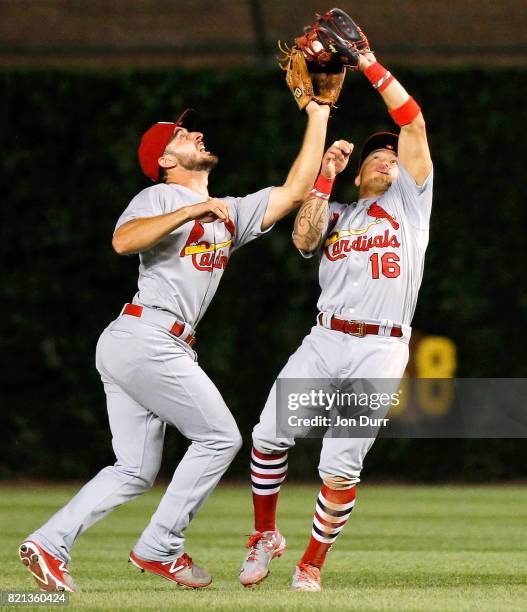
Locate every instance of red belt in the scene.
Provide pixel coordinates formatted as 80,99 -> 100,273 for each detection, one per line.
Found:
318,313 -> 403,338
123,303 -> 196,347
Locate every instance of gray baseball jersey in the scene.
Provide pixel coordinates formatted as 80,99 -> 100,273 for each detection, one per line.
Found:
116,183 -> 273,328
304,164 -> 433,326
252,164 -> 433,484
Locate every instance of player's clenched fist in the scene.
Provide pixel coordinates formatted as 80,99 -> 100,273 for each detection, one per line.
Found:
186,198 -> 232,224
321,139 -> 353,180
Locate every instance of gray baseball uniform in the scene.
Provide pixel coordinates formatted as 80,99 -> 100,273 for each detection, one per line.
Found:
253,164 -> 433,482
29,183 -> 272,563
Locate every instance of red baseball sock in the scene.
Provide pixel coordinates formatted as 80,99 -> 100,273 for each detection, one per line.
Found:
250,447 -> 288,533
301,483 -> 356,568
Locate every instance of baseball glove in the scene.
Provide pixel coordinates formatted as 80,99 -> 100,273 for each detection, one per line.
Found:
296,8 -> 371,71
279,43 -> 346,111
279,8 -> 370,111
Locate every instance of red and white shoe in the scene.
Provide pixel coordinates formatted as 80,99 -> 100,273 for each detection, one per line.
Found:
291,562 -> 321,592
239,530 -> 287,587
18,540 -> 77,592
129,550 -> 212,588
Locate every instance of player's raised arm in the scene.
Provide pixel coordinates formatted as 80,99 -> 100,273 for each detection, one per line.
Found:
292,9 -> 431,187
292,139 -> 353,253
261,101 -> 330,230
357,52 -> 432,186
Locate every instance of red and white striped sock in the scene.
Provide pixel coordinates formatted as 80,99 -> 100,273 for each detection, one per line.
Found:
250,447 -> 288,533
300,484 -> 356,568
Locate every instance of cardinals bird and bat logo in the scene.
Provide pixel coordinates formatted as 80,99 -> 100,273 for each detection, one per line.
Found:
179,220 -> 236,272
324,203 -> 400,262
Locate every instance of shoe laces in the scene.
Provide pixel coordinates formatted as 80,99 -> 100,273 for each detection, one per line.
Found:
246,531 -> 279,562
246,533 -> 263,549
178,553 -> 193,568
246,533 -> 263,561
298,562 -> 320,582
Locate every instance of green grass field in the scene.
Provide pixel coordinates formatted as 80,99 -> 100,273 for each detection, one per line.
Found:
1,483 -> 526,611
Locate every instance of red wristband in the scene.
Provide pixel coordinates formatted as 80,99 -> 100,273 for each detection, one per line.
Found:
389,97 -> 421,126
364,61 -> 394,92
312,173 -> 335,197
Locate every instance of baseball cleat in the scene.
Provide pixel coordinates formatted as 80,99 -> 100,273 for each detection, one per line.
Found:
239,530 -> 287,587
291,562 -> 322,592
18,540 -> 77,592
128,550 -> 212,588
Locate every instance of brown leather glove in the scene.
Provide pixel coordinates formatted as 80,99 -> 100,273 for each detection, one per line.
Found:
296,8 -> 371,71
279,44 -> 346,111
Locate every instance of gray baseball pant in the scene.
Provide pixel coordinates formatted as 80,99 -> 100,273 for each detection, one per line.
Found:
29,312 -> 242,563
253,324 -> 409,484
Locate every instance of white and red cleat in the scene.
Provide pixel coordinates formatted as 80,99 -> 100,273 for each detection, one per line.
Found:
129,550 -> 212,588
291,562 -> 322,592
18,540 -> 77,592
239,530 -> 287,587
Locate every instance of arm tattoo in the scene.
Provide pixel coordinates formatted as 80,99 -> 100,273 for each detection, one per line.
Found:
292,195 -> 329,251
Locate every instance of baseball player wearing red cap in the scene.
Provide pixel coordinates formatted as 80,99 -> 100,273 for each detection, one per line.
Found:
18,101 -> 331,592
240,50 -> 433,591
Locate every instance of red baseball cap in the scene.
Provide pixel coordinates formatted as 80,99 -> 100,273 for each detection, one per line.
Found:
138,109 -> 193,182
358,131 -> 399,171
